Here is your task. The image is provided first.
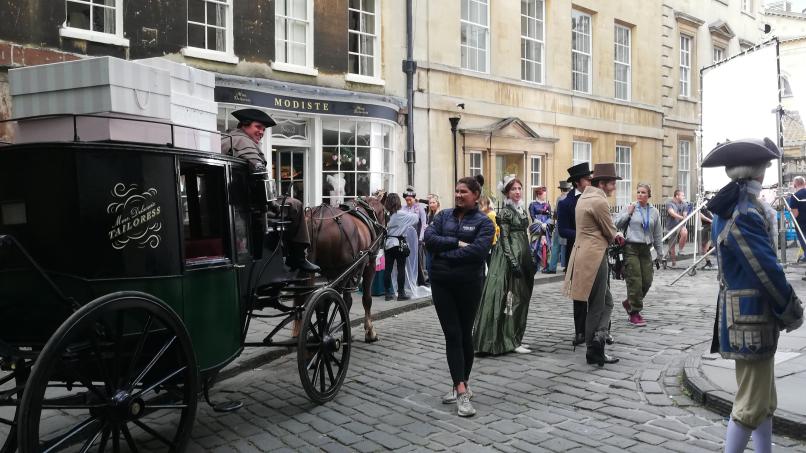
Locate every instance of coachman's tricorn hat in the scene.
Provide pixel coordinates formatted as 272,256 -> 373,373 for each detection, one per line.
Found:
590,163 -> 622,184
701,137 -> 781,168
231,108 -> 277,127
566,162 -> 593,182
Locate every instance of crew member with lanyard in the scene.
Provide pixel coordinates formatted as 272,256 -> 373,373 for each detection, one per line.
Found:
615,183 -> 663,327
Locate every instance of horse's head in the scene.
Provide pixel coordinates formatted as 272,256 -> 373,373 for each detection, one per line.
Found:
361,195 -> 387,227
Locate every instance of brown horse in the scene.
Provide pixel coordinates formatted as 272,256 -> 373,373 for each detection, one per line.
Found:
306,195 -> 386,342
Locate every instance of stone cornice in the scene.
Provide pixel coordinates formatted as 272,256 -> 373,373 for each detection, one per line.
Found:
675,11 -> 705,28
708,20 -> 736,40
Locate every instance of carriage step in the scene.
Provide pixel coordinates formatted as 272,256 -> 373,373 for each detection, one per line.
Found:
281,283 -> 326,292
212,400 -> 243,413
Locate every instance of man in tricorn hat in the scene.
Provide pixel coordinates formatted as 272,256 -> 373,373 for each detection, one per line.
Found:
557,163 -> 593,346
564,163 -> 624,367
221,108 -> 320,273
703,138 -> 803,453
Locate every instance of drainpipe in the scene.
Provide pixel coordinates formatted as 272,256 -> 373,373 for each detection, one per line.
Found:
403,0 -> 417,186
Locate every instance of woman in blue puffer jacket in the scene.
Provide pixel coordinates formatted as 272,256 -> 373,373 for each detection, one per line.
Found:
424,176 -> 494,417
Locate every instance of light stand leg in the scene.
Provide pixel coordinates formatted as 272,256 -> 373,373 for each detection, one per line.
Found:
668,247 -> 716,286
782,199 -> 806,259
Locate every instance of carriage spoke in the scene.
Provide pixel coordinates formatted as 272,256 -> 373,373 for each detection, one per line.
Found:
327,351 -> 343,369
98,426 -> 111,453
127,336 -> 176,393
112,311 -> 125,388
143,403 -> 188,410
132,419 -> 177,449
326,304 -> 338,330
78,422 -> 106,453
306,351 -> 321,371
132,366 -> 186,399
315,308 -> 326,340
41,392 -> 105,410
328,321 -> 346,336
318,359 -> 326,393
111,425 -> 120,453
41,417 -> 100,453
121,424 -> 140,453
67,352 -> 110,402
41,403 -> 105,410
89,331 -> 115,396
324,355 -> 336,386
126,315 -> 154,388
310,353 -> 323,385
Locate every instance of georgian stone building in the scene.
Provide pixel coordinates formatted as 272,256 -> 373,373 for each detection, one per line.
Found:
411,0 -> 666,208
659,0 -> 764,199
0,0 -> 408,208
762,4 -> 806,185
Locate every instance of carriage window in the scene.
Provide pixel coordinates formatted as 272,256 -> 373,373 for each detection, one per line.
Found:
180,162 -> 230,266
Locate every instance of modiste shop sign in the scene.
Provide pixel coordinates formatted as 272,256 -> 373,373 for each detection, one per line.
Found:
215,87 -> 399,122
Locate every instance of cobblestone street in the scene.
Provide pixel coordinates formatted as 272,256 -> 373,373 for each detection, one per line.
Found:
186,264 -> 806,452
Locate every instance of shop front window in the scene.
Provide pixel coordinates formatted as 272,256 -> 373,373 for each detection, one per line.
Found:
322,119 -> 393,205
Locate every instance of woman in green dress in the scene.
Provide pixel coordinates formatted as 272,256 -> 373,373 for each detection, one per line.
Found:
473,176 -> 536,355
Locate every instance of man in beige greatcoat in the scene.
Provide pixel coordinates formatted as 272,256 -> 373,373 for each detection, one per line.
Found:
564,163 -> 624,366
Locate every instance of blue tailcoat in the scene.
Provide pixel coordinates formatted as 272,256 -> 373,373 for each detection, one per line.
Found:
711,198 -> 803,360
556,191 -> 579,242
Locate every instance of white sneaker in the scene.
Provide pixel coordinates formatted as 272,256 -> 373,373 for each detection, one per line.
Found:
442,386 -> 473,404
456,392 -> 476,417
514,345 -> 532,354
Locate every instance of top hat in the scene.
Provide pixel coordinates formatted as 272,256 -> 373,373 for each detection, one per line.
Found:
231,108 -> 277,127
702,137 -> 781,168
566,162 -> 593,182
558,181 -> 572,190
590,163 -> 622,184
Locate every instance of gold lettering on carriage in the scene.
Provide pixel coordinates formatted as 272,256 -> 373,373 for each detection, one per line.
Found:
106,183 -> 163,250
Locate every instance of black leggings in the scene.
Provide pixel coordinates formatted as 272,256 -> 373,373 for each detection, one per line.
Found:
431,279 -> 483,386
384,246 -> 407,294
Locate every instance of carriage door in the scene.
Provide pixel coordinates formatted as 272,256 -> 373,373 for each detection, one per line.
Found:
270,117 -> 310,206
178,160 -> 241,371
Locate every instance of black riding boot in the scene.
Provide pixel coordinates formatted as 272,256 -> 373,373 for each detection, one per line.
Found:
586,337 -> 605,366
572,300 -> 586,346
287,243 -> 321,273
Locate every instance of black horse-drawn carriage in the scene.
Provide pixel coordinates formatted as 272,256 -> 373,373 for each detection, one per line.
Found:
0,114 -> 381,452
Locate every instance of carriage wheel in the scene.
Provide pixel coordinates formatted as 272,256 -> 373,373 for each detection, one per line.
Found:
1,359 -> 27,453
17,292 -> 198,452
297,288 -> 351,404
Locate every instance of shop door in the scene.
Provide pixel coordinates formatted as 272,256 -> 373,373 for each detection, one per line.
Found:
273,146 -> 307,204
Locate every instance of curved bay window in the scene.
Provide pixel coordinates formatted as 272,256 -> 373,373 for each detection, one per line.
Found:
321,118 -> 393,205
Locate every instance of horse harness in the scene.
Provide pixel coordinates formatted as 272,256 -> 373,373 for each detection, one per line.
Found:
308,199 -> 387,276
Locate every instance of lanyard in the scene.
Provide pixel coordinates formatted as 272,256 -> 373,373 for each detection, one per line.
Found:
637,204 -> 650,232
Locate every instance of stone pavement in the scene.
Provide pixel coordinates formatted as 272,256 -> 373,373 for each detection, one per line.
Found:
683,260 -> 806,439
218,271 -> 564,381
182,262 -> 806,452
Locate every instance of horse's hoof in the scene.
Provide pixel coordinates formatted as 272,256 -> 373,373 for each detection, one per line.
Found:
365,334 -> 379,343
